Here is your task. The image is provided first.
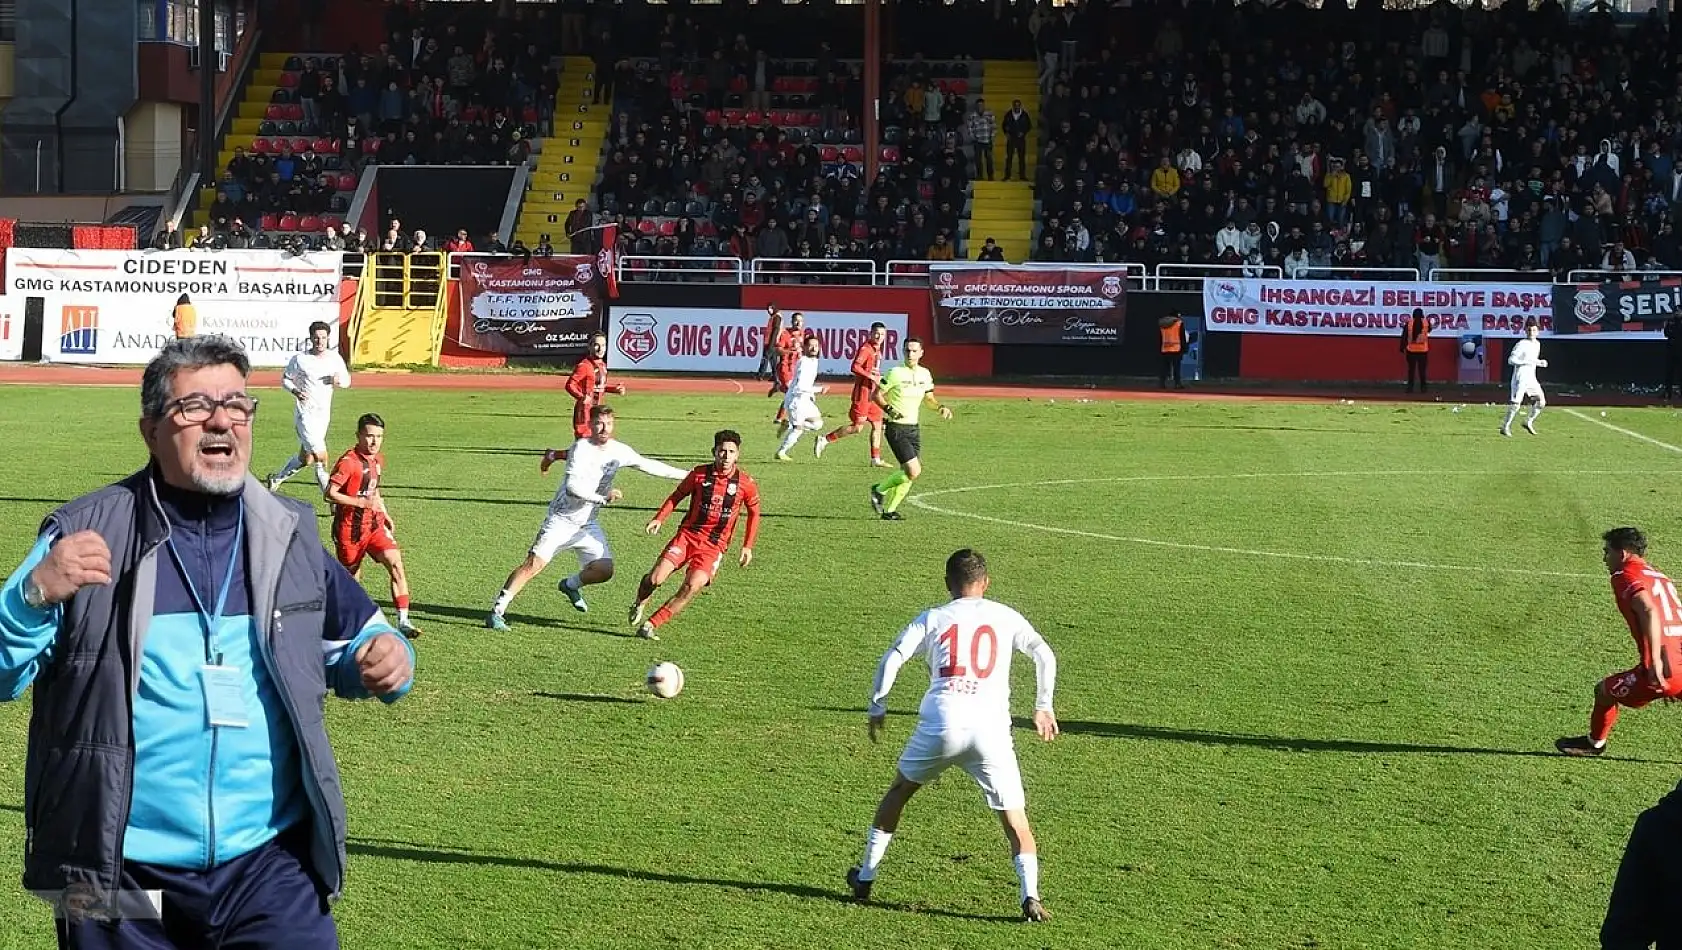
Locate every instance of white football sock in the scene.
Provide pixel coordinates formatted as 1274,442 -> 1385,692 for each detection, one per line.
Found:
397,606 -> 411,626
272,456 -> 303,483
777,424 -> 803,455
492,589 -> 515,615
1014,852 -> 1040,902
1501,405 -> 1519,430
857,828 -> 893,881
313,463 -> 330,492
1528,403 -> 1543,424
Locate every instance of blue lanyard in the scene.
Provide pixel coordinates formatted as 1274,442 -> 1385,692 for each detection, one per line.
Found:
163,503 -> 244,665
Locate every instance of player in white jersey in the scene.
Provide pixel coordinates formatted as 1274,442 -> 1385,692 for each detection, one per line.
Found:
846,549 -> 1059,923
1501,318 -> 1548,437
486,405 -> 687,631
774,334 -> 826,461
266,321 -> 351,493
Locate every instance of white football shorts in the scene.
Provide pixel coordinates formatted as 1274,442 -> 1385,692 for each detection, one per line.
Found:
294,410 -> 330,456
1510,381 -> 1545,405
530,515 -> 611,566
896,723 -> 1026,811
784,395 -> 823,430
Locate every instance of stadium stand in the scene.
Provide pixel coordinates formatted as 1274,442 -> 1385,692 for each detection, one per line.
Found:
1028,0 -> 1677,281
190,0 -> 556,251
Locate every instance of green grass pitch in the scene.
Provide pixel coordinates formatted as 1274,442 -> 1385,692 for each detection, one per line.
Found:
0,382 -> 1679,949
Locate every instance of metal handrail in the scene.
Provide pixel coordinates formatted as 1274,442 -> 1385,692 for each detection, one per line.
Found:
748,256 -> 877,284
1566,269 -> 1682,284
1434,267 -> 1555,284
1295,266 -> 1420,282
618,254 -> 746,284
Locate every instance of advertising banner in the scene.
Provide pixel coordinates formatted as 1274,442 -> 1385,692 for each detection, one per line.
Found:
456,255 -> 607,356
608,307 -> 908,375
928,265 -> 1126,345
1202,278 -> 1554,338
1550,279 -> 1679,340
6,248 -> 344,365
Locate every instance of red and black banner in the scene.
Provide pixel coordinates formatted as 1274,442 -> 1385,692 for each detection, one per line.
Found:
456,255 -> 607,356
1550,278 -> 1677,340
928,264 -> 1126,345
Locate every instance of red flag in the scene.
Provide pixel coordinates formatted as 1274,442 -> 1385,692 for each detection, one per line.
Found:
595,224 -> 620,299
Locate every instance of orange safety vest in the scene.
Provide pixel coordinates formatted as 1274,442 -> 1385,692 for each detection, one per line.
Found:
1160,318 -> 1183,354
1404,319 -> 1430,353
173,301 -> 198,338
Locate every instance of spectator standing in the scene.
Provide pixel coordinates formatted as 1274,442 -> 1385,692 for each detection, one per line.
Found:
967,98 -> 996,182
1002,99 -> 1031,182
0,335 -> 415,948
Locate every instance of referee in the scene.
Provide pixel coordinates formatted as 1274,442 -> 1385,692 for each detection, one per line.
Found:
869,338 -> 953,521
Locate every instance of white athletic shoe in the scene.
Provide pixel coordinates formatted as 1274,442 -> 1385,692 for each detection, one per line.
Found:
775,450 -> 792,461
870,458 -> 889,467
1523,420 -> 1537,435
814,436 -> 827,458
629,601 -> 645,626
1499,426 -> 1511,438
637,622 -> 660,641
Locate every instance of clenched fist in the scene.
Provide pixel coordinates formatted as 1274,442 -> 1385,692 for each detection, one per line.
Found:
355,632 -> 413,696
29,531 -> 112,606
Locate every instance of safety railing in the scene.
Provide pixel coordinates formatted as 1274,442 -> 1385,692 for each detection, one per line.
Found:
1432,267 -> 1554,284
1567,269 -> 1682,284
1154,263 -> 1285,292
1294,266 -> 1420,282
365,251 -> 448,310
748,256 -> 878,285
619,255 -> 746,284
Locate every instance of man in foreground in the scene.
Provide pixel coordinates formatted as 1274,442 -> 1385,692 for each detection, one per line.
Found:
0,335 -> 414,948
630,430 -> 761,641
489,406 -> 686,629
1557,527 -> 1682,756
848,549 -> 1058,922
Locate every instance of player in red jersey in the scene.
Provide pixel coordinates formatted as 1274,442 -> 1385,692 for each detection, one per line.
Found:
629,429 -> 761,640
1557,526 -> 1682,756
817,321 -> 888,466
771,312 -> 806,425
325,413 -> 421,638
541,332 -> 627,474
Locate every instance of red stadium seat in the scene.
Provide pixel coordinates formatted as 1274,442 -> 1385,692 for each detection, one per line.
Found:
283,104 -> 304,121
361,138 -> 381,154
322,215 -> 344,231
842,146 -> 864,163
743,110 -> 763,125
249,137 -> 273,154
728,76 -> 748,93
881,146 -> 900,163
851,219 -> 868,240
288,137 -> 310,153
259,213 -> 280,230
637,219 -> 657,235
277,71 -> 299,88
949,79 -> 969,96
310,137 -> 335,154
723,109 -> 744,124
801,111 -> 821,127
276,213 -> 299,232
820,145 -> 839,162
704,109 -> 722,125
264,104 -> 286,121
336,172 -> 356,191
658,219 -> 678,236
297,215 -> 322,232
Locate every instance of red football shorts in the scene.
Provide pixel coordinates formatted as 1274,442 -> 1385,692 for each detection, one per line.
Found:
1601,664 -> 1682,709
850,397 -> 883,426
334,525 -> 397,571
658,531 -> 726,580
572,402 -> 592,439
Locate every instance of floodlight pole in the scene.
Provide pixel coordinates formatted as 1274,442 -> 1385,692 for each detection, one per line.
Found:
863,0 -> 880,187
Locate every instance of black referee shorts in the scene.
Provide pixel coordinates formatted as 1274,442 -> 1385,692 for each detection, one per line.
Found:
885,422 -> 921,466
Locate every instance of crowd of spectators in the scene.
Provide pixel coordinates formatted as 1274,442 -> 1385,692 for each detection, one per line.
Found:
1027,0 -> 1682,282
201,0 -> 559,248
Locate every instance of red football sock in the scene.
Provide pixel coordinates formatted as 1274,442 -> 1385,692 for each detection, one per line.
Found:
1590,695 -> 1620,744
870,446 -> 881,459
650,606 -> 674,629
824,432 -> 839,443
395,594 -> 410,610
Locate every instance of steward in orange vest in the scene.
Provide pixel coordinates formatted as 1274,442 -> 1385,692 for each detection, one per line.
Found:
1159,313 -> 1187,389
172,293 -> 197,338
1400,307 -> 1430,393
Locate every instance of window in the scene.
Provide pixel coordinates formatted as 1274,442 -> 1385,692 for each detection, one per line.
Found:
137,0 -> 158,40
0,0 -> 14,42
166,0 -> 186,42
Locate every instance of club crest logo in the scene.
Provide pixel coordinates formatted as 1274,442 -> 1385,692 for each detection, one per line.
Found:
618,313 -> 658,363
1573,289 -> 1606,325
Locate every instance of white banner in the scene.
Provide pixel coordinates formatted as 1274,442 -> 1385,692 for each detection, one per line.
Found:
6,249 -> 345,366
608,307 -> 910,375
0,296 -> 19,361
1203,278 -> 1555,338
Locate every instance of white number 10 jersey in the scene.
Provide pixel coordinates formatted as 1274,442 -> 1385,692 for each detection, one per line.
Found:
869,596 -> 1057,732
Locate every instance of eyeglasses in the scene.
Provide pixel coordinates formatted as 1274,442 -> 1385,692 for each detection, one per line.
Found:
166,393 -> 259,424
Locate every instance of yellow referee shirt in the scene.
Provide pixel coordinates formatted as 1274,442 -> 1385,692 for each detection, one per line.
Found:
881,364 -> 935,425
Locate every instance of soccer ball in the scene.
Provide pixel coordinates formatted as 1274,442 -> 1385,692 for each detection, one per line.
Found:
646,662 -> 685,699
1461,340 -> 1478,358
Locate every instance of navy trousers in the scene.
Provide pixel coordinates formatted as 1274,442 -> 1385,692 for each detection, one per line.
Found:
56,825 -> 338,950
1601,785 -> 1682,950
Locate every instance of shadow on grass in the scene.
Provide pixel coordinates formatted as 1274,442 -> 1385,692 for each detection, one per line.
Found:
804,707 -> 1680,763
532,691 -> 645,705
346,837 -> 1018,923
408,602 -> 637,638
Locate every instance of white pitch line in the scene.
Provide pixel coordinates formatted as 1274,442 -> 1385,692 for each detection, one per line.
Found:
906,470 -> 1677,579
1562,408 -> 1682,455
